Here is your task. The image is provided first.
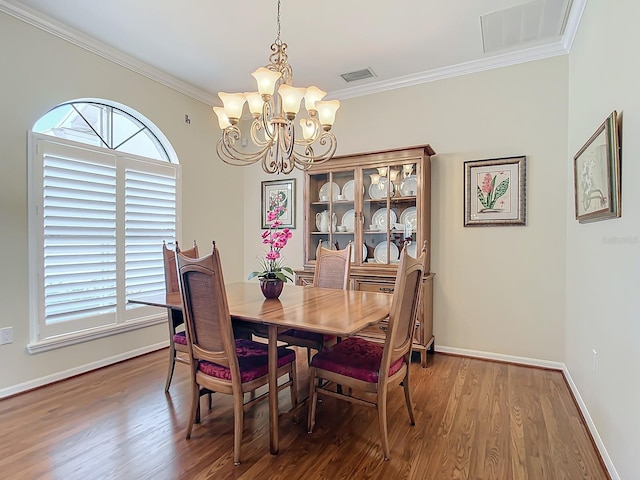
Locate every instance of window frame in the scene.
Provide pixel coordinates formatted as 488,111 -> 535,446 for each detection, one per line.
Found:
27,133 -> 182,353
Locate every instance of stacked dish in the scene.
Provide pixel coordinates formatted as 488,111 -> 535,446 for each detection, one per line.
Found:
405,242 -> 417,258
369,177 -> 394,199
399,207 -> 417,231
318,182 -> 340,201
371,208 -> 397,231
350,244 -> 367,263
373,242 -> 399,264
342,180 -> 362,201
341,209 -> 355,232
399,175 -> 417,196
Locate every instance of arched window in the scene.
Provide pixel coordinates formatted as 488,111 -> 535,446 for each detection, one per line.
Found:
33,101 -> 172,161
29,100 -> 180,352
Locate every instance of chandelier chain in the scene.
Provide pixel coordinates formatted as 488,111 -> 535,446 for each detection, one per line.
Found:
276,0 -> 281,41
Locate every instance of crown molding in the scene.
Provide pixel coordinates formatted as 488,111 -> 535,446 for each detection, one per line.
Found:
561,0 -> 587,52
0,0 -> 217,105
331,41 -> 570,101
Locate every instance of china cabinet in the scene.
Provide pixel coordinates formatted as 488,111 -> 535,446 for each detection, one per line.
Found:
294,145 -> 436,366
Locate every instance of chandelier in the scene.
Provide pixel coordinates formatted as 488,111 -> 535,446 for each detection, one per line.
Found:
213,0 -> 340,174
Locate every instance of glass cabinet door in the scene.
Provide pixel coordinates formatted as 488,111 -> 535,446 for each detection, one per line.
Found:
361,162 -> 418,265
308,169 -> 357,262
396,162 -> 419,258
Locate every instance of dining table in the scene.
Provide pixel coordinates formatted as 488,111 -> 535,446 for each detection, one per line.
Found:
129,281 -> 393,455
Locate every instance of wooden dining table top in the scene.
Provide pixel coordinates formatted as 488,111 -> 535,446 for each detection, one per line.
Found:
130,282 -> 393,337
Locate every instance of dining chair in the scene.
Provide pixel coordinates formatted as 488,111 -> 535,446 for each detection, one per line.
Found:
162,240 -> 199,392
176,241 -> 298,466
307,242 -> 427,460
277,240 -> 352,362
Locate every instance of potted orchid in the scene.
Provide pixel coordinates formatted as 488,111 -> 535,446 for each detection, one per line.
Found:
248,205 -> 294,298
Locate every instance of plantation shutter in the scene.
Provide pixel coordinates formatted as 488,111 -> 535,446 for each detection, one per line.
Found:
41,144 -> 118,336
124,159 -> 177,314
31,136 -> 179,341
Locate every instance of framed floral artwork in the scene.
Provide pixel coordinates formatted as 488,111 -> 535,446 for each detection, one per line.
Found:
261,178 -> 296,229
464,156 -> 526,226
573,111 -> 621,223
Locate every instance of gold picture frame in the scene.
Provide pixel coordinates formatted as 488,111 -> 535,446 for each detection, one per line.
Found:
464,156 -> 527,226
573,111 -> 621,223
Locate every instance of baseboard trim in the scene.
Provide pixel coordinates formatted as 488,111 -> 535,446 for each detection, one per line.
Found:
0,341 -> 167,400
435,345 -> 565,370
562,366 -> 620,480
434,345 -> 619,480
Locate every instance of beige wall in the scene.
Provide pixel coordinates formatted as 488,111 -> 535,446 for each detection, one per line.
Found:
245,57 -> 569,362
567,1 -> 640,478
0,12 -> 245,392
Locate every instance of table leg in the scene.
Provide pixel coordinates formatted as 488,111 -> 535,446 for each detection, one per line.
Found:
268,324 -> 279,454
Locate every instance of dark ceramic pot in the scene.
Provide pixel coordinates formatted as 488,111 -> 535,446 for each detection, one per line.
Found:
259,278 -> 284,299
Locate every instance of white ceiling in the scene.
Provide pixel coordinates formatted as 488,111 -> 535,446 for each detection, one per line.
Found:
4,0 -> 584,104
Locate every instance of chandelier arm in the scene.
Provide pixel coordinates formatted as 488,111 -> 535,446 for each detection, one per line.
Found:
217,128 -> 272,165
281,122 -> 295,160
289,132 -> 338,168
268,132 -> 287,174
250,120 -> 271,147
287,144 -> 316,171
218,139 -> 285,175
217,139 -> 270,167
260,101 -> 278,143
271,122 -> 294,174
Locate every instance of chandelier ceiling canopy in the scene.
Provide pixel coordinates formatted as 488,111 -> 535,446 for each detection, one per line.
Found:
213,0 -> 340,174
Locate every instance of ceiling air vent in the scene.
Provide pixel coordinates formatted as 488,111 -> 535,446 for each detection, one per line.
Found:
340,68 -> 376,83
481,0 -> 572,53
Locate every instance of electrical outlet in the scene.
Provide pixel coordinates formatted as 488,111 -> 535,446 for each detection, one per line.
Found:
592,349 -> 598,373
0,327 -> 13,345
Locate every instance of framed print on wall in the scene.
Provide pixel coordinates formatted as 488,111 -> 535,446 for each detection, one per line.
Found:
261,178 -> 296,229
464,156 -> 527,226
573,110 -> 621,224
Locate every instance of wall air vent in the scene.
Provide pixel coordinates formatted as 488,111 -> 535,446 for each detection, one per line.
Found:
340,68 -> 376,83
481,0 -> 572,53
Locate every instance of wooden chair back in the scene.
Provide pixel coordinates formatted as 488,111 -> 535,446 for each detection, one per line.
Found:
161,240 -> 201,392
163,240 -> 199,294
313,240 -> 352,290
175,242 -> 240,381
379,242 -> 427,379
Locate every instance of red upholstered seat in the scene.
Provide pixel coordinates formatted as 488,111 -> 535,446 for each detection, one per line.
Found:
173,331 -> 187,345
310,337 -> 404,383
199,339 -> 296,383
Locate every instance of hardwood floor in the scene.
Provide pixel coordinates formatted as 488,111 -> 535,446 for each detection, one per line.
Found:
0,349 -> 609,479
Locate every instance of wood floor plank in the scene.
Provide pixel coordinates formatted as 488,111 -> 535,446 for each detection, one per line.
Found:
0,350 -> 609,479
